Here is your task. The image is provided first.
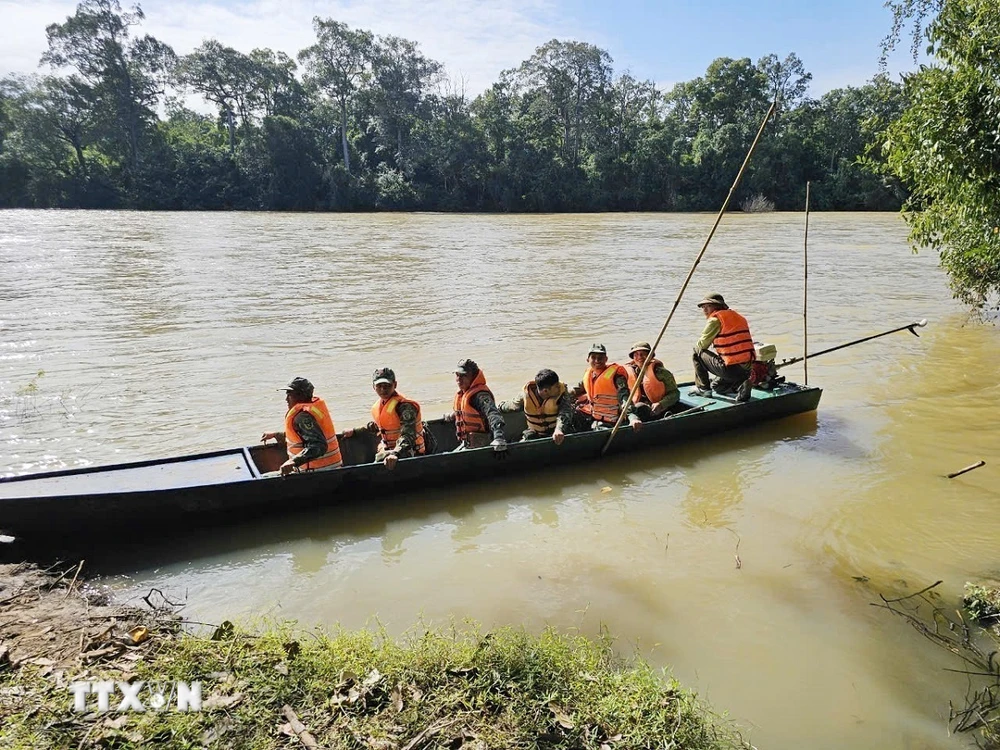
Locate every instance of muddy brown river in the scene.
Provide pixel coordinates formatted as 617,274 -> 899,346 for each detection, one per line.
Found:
1,210 -> 998,749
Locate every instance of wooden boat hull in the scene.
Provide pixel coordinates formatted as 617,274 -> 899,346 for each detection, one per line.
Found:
0,382 -> 821,542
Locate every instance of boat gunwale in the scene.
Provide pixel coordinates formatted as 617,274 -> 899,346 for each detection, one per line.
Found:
0,382 -> 822,491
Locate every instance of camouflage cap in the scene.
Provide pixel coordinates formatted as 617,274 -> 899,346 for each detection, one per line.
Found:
587,343 -> 607,356
279,377 -> 314,398
372,367 -> 396,385
454,358 -> 479,376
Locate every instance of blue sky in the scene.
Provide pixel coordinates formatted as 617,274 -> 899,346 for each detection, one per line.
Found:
564,0 -> 921,93
1,0 -> 922,99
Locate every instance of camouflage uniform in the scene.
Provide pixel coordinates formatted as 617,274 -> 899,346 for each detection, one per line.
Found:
571,370 -> 637,430
462,391 -> 507,448
288,411 -> 330,466
354,401 -> 422,460
500,388 -> 576,441
625,361 -> 681,420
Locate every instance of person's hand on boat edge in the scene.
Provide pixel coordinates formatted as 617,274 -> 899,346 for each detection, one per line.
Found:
261,431 -> 279,443
384,452 -> 398,470
628,414 -> 643,432
279,458 -> 298,476
552,428 -> 565,446
491,437 -> 508,458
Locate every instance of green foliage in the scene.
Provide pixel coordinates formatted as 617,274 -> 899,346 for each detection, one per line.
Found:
964,583 -> 1000,624
0,2 -> 910,215
879,0 -> 1000,309
1,622 -> 746,750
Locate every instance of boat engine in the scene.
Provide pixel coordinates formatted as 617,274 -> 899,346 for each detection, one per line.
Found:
750,342 -> 785,391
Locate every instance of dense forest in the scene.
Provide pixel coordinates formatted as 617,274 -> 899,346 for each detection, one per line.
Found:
0,0 -> 908,213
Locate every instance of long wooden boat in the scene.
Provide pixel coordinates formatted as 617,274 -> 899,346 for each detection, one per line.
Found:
0,382 -> 821,543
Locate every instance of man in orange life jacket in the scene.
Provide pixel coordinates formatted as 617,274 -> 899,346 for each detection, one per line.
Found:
625,341 -> 680,420
691,294 -> 754,402
446,359 -> 507,454
261,377 -> 343,476
343,367 -> 426,471
572,344 -> 642,431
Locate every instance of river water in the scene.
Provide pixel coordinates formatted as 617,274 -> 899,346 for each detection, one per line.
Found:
1,210 -> 998,749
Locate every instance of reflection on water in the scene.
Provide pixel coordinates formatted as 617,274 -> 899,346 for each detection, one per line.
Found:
2,210 -> 999,750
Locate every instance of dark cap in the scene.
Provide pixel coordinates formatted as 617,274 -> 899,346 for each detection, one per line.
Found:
279,376 -> 314,398
372,367 -> 396,385
587,343 -> 608,356
697,293 -> 728,309
628,341 -> 652,356
454,358 -> 479,376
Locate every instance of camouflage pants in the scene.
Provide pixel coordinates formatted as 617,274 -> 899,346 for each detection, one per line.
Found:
693,350 -> 750,393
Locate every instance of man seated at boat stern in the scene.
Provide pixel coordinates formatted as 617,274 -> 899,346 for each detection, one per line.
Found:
445,359 -> 507,455
572,344 -> 642,432
499,368 -> 575,444
624,341 -> 680,420
343,367 -> 426,470
692,294 -> 754,402
260,377 -> 343,477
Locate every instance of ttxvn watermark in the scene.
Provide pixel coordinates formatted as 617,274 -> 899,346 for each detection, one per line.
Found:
70,681 -> 202,712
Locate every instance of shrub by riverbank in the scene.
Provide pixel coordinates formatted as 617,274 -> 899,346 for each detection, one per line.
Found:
1,563 -> 748,749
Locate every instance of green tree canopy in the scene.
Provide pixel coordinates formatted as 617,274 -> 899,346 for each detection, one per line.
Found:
880,0 -> 1000,309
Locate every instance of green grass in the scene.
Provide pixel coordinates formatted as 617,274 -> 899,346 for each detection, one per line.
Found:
1,622 -> 749,749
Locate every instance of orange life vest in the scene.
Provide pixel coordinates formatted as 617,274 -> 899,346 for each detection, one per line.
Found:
523,380 -> 567,435
284,397 -> 342,470
371,393 -> 425,454
625,359 -> 667,404
453,370 -> 493,440
579,364 -> 627,424
710,309 -> 755,365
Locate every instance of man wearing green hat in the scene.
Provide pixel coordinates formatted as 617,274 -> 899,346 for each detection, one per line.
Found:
572,343 -> 643,431
344,367 -> 427,470
625,341 -> 680,419
446,358 -> 507,454
692,294 -> 755,402
261,377 -> 343,476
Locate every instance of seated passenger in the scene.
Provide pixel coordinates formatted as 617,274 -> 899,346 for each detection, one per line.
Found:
260,377 -> 343,476
500,368 -> 575,444
446,359 -> 507,454
344,367 -> 426,470
624,341 -> 680,420
572,344 -> 642,432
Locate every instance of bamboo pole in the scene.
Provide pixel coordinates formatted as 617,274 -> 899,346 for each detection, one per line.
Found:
803,181 -> 811,386
775,319 -> 927,370
600,101 -> 777,456
946,460 -> 985,479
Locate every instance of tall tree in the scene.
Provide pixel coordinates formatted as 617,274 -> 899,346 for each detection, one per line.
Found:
177,40 -> 268,151
251,49 -> 305,119
517,40 -> 612,168
41,0 -> 175,175
757,52 -> 812,111
365,34 -> 442,168
879,0 -> 1000,309
298,18 -> 373,175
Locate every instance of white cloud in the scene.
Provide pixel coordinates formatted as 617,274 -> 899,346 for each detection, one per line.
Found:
1,0 -> 590,99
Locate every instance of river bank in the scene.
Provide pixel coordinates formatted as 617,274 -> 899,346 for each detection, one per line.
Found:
0,562 -> 748,749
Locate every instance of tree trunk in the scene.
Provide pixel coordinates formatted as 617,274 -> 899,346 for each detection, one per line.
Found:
340,100 -> 351,175
73,141 -> 87,174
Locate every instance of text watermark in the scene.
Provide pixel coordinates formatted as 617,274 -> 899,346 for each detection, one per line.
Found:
70,681 -> 202,712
